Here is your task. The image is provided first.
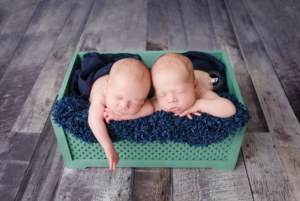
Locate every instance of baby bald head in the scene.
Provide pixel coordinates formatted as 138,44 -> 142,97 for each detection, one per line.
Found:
151,53 -> 195,84
108,58 -> 151,90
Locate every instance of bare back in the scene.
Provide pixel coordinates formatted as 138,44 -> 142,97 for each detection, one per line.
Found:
194,70 -> 214,99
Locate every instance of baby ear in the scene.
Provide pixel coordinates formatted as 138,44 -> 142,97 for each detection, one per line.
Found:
194,79 -> 198,89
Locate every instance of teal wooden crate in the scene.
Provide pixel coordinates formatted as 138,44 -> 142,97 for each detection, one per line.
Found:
51,50 -> 247,170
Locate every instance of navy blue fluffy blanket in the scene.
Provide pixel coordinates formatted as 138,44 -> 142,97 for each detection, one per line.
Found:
51,92 -> 251,147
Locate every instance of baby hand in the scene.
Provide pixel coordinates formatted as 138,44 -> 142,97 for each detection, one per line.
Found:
103,108 -> 122,124
104,146 -> 119,170
176,106 -> 202,120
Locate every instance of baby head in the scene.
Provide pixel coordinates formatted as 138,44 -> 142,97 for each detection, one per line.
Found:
151,53 -> 197,114
105,58 -> 151,115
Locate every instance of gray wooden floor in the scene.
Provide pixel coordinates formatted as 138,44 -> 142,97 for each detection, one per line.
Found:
0,0 -> 299,200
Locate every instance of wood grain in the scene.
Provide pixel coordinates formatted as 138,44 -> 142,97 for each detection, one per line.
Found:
242,0 -> 300,123
224,0 -> 276,75
242,132 -> 294,201
76,0 -> 148,52
235,74 -> 269,132
207,0 -> 268,132
0,132 -> 40,201
206,0 -> 248,74
225,1 -> 300,199
14,115 -> 65,201
0,0 -> 76,148
11,0 -> 95,133
173,153 -> 252,201
132,168 -> 171,201
167,0 -> 187,50
178,0 -> 216,50
55,168 -> 134,200
167,0 -> 216,51
146,0 -> 169,51
0,0 -> 40,81
250,74 -> 300,200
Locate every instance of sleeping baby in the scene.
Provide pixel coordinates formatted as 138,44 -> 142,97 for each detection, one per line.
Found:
150,53 -> 236,119
88,58 -> 154,170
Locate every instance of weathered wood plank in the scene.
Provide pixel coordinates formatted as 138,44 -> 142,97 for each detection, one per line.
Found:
250,74 -> 300,200
235,74 -> 269,132
225,0 -> 300,198
146,0 -> 169,50
206,0 -> 248,74
54,168 -> 134,201
14,115 -> 65,201
76,0 -> 148,52
0,0 -> 76,148
178,0 -> 216,50
167,0 -> 187,50
242,132 -> 294,201
168,0 -> 216,51
0,132 -> 40,200
11,0 -> 95,133
173,153 -> 253,201
224,0 -> 276,75
55,0 -> 148,200
207,0 -> 268,132
242,0 -> 300,123
0,0 -> 40,81
132,168 -> 171,201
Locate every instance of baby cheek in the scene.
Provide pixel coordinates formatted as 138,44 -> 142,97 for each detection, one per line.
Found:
180,97 -> 195,109
128,105 -> 141,114
157,99 -> 169,110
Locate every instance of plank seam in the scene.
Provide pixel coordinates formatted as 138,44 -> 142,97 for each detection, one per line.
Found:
240,148 -> 255,201
240,0 -> 300,124
57,0 -> 97,92
132,168 -> 136,200
177,0 -> 188,49
0,0 -> 42,85
13,98 -> 59,200
24,0 -> 77,111
205,0 -> 217,50
223,0 -> 251,75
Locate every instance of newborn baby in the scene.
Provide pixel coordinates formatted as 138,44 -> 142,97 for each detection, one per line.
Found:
88,58 -> 154,170
150,53 -> 236,119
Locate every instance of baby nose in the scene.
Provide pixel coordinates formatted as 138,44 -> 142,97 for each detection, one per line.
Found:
168,95 -> 177,103
119,101 -> 129,109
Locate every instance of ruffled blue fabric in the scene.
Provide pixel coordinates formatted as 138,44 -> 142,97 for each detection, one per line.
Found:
51,92 -> 251,147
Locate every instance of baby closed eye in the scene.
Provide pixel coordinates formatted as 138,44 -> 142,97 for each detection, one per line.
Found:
130,102 -> 142,106
158,94 -> 166,97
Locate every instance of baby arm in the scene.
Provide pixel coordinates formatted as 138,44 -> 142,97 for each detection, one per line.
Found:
104,99 -> 154,123
88,96 -> 119,170
179,90 -> 236,118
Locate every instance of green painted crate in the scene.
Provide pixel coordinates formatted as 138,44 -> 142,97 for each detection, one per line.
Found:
51,50 -> 247,170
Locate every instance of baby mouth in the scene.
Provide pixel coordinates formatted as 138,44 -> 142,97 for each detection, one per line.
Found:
170,107 -> 181,112
113,111 -> 123,115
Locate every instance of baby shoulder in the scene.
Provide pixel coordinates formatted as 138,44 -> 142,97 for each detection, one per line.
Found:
89,90 -> 106,106
199,90 -> 220,100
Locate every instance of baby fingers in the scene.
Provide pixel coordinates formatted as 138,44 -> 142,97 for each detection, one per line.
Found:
179,111 -> 189,117
193,112 -> 201,116
105,116 -> 111,124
